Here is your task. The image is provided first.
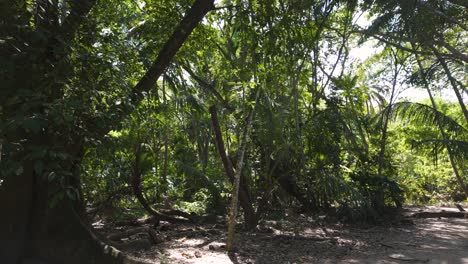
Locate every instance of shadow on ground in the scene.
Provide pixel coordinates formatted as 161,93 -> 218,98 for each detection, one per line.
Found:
106,207 -> 468,264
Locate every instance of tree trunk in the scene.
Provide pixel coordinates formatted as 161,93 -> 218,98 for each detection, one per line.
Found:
412,43 -> 468,197
209,105 -> 257,229
227,98 -> 256,251
131,145 -> 191,224
0,160 -> 34,263
0,148 -> 147,264
431,46 -> 468,125
378,49 -> 400,178
0,0 -> 214,262
276,173 -> 316,211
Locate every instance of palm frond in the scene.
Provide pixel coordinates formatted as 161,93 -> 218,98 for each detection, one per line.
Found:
378,102 -> 468,136
412,139 -> 468,164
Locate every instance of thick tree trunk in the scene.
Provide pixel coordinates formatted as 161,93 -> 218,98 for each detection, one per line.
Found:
0,157 -> 148,264
0,160 -> 34,263
1,0 -> 214,262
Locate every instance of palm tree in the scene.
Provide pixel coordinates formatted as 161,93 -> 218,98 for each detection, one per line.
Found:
383,100 -> 468,197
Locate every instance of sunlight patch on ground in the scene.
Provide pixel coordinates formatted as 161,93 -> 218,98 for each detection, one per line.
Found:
177,237 -> 206,246
165,248 -> 231,264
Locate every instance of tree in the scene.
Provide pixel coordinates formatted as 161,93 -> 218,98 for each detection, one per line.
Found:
410,46 -> 467,196
1,2 -> 466,262
361,0 -> 467,125
0,0 -> 214,262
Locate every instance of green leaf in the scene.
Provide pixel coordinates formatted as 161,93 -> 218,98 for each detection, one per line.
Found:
47,171 -> 57,181
66,188 -> 77,201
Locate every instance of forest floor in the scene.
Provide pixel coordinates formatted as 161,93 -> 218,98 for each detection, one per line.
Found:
97,206 -> 468,264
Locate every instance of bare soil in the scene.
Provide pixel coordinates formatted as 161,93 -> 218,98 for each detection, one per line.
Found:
97,206 -> 468,263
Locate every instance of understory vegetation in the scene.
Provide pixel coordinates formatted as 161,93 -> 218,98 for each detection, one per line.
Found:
1,0 -> 466,263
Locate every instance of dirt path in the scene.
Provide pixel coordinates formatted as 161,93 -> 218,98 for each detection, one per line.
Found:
338,217 -> 468,264
103,207 -> 468,263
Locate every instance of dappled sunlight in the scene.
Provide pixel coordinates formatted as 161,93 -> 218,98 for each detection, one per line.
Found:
2,0 -> 466,263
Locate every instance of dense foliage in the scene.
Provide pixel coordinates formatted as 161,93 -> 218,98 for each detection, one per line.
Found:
0,0 -> 466,261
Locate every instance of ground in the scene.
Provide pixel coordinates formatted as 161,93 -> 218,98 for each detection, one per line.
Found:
96,206 -> 468,263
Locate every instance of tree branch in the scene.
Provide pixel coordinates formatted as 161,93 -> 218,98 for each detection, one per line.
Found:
434,39 -> 468,63
181,64 -> 233,111
130,0 -> 215,106
94,0 -> 214,136
357,30 -> 466,62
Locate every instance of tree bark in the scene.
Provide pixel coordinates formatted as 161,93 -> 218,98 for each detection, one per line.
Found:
129,0 -> 215,109
0,159 -> 34,263
227,99 -> 256,251
0,137 -> 148,264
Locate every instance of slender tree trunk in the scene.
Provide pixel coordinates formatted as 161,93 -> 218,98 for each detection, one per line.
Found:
292,74 -> 306,175
209,105 -> 257,229
131,144 -> 160,224
162,134 -> 169,184
378,50 -> 400,178
131,145 -> 190,224
227,102 -> 255,251
431,46 -> 468,125
412,45 -> 468,197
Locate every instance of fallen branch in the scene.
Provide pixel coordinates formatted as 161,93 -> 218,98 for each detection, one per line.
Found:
106,226 -> 164,251
114,215 -> 190,227
160,209 -> 197,221
107,227 -> 159,242
412,211 -> 467,218
115,239 -> 153,251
